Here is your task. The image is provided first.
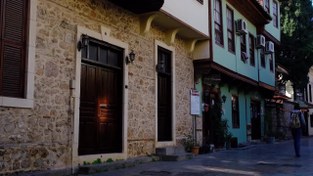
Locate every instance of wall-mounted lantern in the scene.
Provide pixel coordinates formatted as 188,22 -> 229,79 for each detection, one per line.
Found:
126,50 -> 136,64
77,35 -> 89,51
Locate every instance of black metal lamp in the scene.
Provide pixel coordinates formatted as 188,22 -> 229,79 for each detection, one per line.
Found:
126,50 -> 136,64
77,35 -> 89,51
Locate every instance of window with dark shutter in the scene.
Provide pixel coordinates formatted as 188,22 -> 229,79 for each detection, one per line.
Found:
240,34 -> 247,61
249,34 -> 255,66
269,54 -> 274,72
226,6 -> 234,53
214,0 -> 223,46
0,0 -> 28,98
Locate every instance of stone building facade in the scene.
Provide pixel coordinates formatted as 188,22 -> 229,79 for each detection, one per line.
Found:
0,0 -> 201,174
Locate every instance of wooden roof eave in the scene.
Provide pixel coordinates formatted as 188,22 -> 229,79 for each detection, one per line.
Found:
108,0 -> 164,14
227,0 -> 272,26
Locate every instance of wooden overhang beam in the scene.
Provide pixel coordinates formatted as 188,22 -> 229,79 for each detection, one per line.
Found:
108,0 -> 164,14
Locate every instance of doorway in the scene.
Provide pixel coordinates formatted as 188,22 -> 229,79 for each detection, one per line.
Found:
202,89 -> 219,145
157,46 -> 172,142
78,38 -> 123,155
251,100 -> 261,140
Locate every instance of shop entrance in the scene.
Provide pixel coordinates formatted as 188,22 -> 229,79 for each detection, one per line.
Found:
251,100 -> 261,140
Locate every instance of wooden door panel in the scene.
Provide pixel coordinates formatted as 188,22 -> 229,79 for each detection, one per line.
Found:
99,122 -> 121,152
79,64 -> 122,155
79,64 -> 98,155
157,75 -> 172,141
79,122 -> 97,153
98,122 -> 113,151
97,67 -> 122,152
79,39 -> 123,155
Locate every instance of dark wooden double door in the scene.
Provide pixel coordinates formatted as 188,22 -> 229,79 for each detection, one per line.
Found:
251,100 -> 261,140
202,90 -> 219,145
79,40 -> 123,155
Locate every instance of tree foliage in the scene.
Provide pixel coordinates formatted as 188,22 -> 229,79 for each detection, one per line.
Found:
277,0 -> 313,89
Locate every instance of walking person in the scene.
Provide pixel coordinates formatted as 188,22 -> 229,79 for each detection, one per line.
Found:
289,104 -> 306,157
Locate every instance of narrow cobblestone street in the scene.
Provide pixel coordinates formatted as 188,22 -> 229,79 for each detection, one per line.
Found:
94,137 -> 313,176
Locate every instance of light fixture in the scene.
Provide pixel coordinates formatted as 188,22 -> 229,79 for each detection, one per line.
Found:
222,95 -> 227,103
126,50 -> 136,64
77,35 -> 89,51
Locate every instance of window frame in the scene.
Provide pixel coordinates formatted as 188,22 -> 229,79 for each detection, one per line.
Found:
273,1 -> 278,28
0,0 -> 36,108
269,54 -> 274,72
249,34 -> 255,66
214,0 -> 224,46
81,35 -> 123,70
0,0 -> 28,98
240,34 -> 247,60
226,6 -> 235,53
154,40 -> 176,147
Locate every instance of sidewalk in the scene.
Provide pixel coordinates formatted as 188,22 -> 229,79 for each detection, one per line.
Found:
89,137 -> 313,176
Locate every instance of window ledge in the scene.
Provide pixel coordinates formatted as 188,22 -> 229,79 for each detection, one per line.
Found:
0,96 -> 34,108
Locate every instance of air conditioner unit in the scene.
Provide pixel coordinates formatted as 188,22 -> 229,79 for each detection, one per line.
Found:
265,41 -> 274,54
236,19 -> 247,35
256,35 -> 266,48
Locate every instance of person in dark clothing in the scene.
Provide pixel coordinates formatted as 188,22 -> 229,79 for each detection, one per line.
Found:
289,104 -> 306,157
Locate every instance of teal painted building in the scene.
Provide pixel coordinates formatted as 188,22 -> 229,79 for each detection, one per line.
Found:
194,0 -> 281,145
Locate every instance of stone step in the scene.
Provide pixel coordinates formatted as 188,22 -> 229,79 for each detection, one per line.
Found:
158,153 -> 193,161
77,156 -> 157,175
155,146 -> 193,161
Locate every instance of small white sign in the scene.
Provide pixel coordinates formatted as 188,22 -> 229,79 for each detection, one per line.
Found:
190,89 -> 201,116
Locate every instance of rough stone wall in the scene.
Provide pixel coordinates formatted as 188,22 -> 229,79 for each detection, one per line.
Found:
0,0 -> 195,174
127,25 -> 195,156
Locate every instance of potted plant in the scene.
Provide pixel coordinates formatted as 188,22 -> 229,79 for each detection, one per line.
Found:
182,133 -> 200,155
191,143 -> 200,155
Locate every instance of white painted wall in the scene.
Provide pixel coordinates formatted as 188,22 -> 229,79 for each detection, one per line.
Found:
162,0 -> 209,35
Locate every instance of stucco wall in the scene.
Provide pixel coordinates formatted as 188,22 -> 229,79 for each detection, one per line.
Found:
0,0 -> 195,174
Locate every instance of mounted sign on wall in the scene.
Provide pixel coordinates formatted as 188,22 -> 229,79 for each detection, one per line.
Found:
190,89 -> 201,116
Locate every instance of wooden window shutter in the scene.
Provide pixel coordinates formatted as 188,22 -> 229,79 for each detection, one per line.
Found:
0,0 -> 28,98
